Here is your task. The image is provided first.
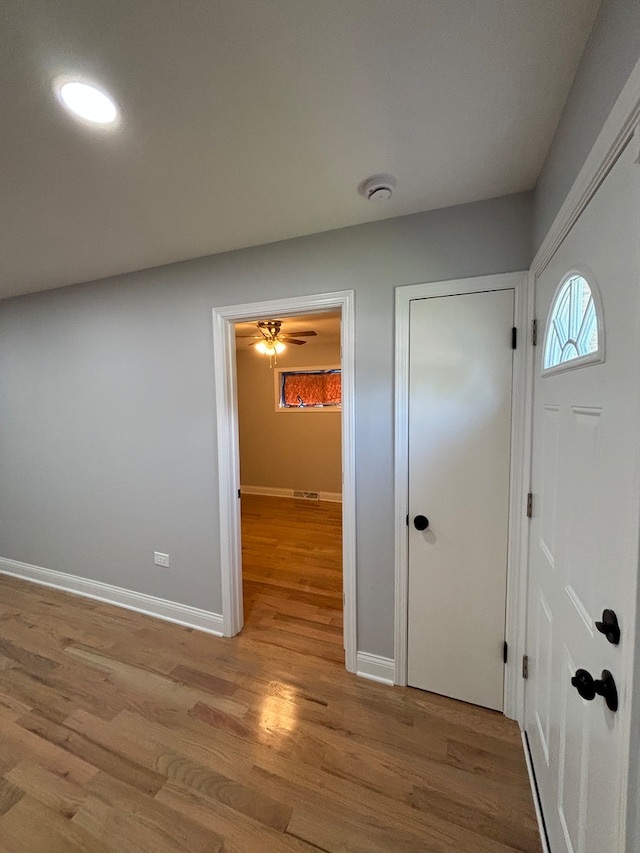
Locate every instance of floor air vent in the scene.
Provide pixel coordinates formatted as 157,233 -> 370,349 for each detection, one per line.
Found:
293,490 -> 319,500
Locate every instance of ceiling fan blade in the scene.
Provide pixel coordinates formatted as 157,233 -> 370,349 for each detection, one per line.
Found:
287,338 -> 307,345
284,330 -> 317,337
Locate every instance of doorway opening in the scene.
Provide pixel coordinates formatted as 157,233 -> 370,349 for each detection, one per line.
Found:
234,312 -> 344,663
212,291 -> 356,673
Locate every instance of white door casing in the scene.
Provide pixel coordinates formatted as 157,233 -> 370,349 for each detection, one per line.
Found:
407,289 -> 514,711
212,290 -> 357,673
524,138 -> 640,852
395,272 -> 530,719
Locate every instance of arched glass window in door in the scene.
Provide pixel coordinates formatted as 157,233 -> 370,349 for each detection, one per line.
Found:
543,273 -> 604,373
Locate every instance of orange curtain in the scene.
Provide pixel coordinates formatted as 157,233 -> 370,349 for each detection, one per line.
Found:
283,372 -> 341,406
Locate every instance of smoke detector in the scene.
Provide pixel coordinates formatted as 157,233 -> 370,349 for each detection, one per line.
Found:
359,174 -> 396,201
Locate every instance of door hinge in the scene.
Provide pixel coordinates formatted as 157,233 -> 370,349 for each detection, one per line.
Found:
531,319 -> 538,346
238,489 -> 241,499
526,493 -> 533,518
511,327 -> 517,350
406,514 -> 409,527
522,655 -> 529,679
503,641 -> 508,664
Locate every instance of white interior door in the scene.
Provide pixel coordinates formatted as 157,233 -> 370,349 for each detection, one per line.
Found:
525,138 -> 640,852
407,289 -> 514,711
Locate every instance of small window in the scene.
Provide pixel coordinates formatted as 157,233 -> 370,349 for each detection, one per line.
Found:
275,366 -> 341,411
543,273 -> 603,374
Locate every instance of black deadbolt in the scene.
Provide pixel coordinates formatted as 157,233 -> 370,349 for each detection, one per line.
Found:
595,609 -> 620,645
413,515 -> 429,531
571,668 -> 618,712
571,668 -> 596,700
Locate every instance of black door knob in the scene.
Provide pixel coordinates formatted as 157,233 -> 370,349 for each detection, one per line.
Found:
571,668 -> 618,712
595,609 -> 620,645
413,515 -> 429,531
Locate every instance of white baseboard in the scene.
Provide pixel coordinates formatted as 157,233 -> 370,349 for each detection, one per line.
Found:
0,557 -> 224,637
241,485 -> 342,503
522,732 -> 550,853
356,651 -> 395,686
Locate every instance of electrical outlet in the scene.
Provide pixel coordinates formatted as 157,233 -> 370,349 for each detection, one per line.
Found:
154,551 -> 170,568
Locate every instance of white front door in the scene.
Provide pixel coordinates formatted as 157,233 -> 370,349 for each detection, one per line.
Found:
525,138 -> 640,852
407,289 -> 514,711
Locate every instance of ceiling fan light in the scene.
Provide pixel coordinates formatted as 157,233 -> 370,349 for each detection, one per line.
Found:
255,339 -> 285,356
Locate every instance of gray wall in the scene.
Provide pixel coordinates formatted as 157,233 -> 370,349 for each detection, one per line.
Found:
534,0 -> 640,250
0,192 -> 532,657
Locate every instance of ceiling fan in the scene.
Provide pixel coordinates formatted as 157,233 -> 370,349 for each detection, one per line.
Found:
238,319 -> 317,361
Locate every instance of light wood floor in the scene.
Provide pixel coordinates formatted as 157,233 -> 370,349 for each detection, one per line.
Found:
0,501 -> 542,852
241,494 -> 344,663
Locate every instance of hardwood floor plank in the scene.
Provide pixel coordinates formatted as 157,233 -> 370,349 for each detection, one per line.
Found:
445,737 -> 531,787
0,780 -> 23,818
72,772 -> 224,853
65,708 -> 294,832
0,502 -> 542,853
0,796 -> 109,853
16,710 -> 165,796
155,781 -> 317,853
63,644 -> 249,718
256,763 -> 520,853
102,704 -> 532,853
0,637 -> 59,675
237,624 -> 345,663
241,495 -> 344,661
1,717 -> 98,787
0,659 -> 121,724
5,761 -> 86,819
169,664 -> 238,697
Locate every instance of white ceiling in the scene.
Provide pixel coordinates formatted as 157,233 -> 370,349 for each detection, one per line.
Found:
0,0 -> 600,299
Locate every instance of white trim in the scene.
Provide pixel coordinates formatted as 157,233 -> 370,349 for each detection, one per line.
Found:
0,557 -> 224,636
213,306 -> 243,637
213,290 -> 357,673
393,271 -> 530,724
273,407 -> 341,413
356,652 -> 395,686
522,732 -> 551,853
241,485 -> 342,503
511,269 -> 536,727
532,56 -> 640,277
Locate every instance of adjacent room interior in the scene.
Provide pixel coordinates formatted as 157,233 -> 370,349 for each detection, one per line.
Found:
234,312 -> 344,663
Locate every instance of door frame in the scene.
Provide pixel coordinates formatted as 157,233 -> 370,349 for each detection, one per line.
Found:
394,272 -> 531,720
212,290 -> 357,673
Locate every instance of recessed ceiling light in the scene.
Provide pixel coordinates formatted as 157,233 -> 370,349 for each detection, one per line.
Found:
55,79 -> 118,125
